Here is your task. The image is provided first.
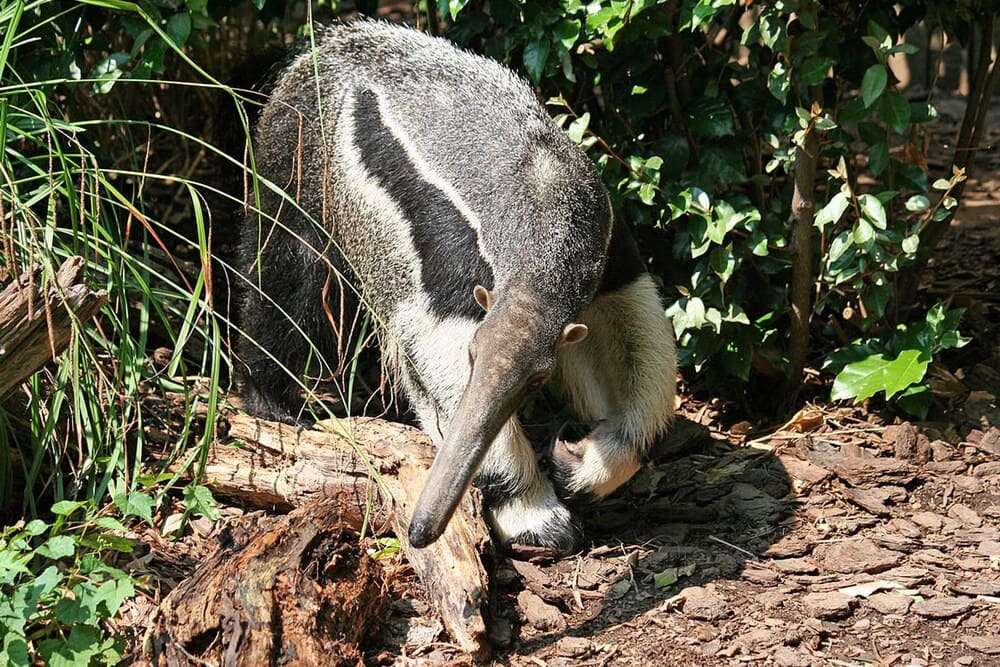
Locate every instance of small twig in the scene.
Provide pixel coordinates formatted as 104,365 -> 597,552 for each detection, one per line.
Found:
572,555 -> 585,610
707,535 -> 758,561
746,425 -> 887,446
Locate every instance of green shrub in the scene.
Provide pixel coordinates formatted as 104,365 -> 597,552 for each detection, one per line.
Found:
442,0 -> 984,414
0,501 -> 135,667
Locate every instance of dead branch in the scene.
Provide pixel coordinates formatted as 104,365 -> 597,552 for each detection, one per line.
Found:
0,256 -> 107,399
173,414 -> 492,659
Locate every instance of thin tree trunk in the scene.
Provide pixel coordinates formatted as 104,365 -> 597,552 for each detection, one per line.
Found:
786,108 -> 821,397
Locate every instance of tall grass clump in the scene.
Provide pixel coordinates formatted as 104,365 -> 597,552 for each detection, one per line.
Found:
0,0 -> 257,660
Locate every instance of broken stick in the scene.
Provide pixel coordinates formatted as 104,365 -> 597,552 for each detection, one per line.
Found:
0,256 -> 107,399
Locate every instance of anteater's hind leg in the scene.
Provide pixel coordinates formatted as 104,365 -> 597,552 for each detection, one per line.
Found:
236,223 -> 354,423
552,273 -> 676,503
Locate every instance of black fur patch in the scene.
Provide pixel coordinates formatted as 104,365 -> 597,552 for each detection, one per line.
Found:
597,217 -> 644,295
352,89 -> 494,319
473,471 -> 526,509
500,514 -> 584,556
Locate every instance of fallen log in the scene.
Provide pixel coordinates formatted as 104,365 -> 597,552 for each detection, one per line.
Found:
146,400 -> 715,662
154,413 -> 492,661
150,502 -> 390,667
0,256 -> 108,399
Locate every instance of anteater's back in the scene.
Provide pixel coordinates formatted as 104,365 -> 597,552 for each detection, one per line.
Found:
250,21 -> 609,321
240,20 -> 610,419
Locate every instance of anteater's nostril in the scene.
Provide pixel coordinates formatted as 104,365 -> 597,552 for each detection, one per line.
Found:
408,517 -> 439,549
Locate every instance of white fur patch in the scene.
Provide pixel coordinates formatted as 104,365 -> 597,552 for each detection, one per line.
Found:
562,426 -> 642,497
556,273 -> 677,495
391,293 -> 478,435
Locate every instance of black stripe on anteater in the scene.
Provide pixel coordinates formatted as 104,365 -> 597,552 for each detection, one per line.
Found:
352,89 -> 494,319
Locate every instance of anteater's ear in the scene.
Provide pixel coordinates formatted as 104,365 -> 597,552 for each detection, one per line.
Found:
473,285 -> 493,313
560,323 -> 589,346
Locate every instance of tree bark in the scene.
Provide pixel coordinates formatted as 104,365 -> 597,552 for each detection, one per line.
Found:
162,413 -> 492,660
0,256 -> 107,399
150,501 -> 390,667
786,113 -> 820,397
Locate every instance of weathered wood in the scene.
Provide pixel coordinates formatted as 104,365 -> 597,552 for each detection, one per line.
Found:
188,414 -> 492,658
150,501 -> 388,667
0,257 -> 107,399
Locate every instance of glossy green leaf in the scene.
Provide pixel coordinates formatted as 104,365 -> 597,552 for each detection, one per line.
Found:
553,19 -> 580,52
895,384 -> 933,419
868,141 -> 889,176
639,182 -> 657,205
443,0 -> 470,20
800,56 -> 835,85
815,191 -> 850,229
828,231 -> 853,262
686,297 -> 706,328
686,98 -> 734,137
566,112 -> 590,143
853,218 -> 875,245
523,37 -> 550,83
165,12 -> 191,47
858,194 -> 887,229
879,92 -> 911,133
709,245 -> 736,283
768,61 -> 790,104
904,195 -> 930,212
861,65 -> 887,108
831,348 -> 929,401
839,98 -> 869,124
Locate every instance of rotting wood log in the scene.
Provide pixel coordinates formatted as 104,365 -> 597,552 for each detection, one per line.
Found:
149,501 -> 389,667
149,407 -> 711,663
169,414 -> 492,660
0,257 -> 107,399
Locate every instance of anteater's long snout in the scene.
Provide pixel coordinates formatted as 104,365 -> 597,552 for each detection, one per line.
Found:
407,353 -> 518,548
407,433 -> 486,547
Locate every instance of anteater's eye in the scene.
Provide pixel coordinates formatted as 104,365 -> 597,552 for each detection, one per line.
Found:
526,376 -> 547,391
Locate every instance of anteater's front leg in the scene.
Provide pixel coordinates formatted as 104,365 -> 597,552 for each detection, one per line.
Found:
552,273 -> 677,502
475,418 -> 581,554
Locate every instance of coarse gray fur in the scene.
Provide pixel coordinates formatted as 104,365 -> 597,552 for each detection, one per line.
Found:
236,20 -> 676,554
